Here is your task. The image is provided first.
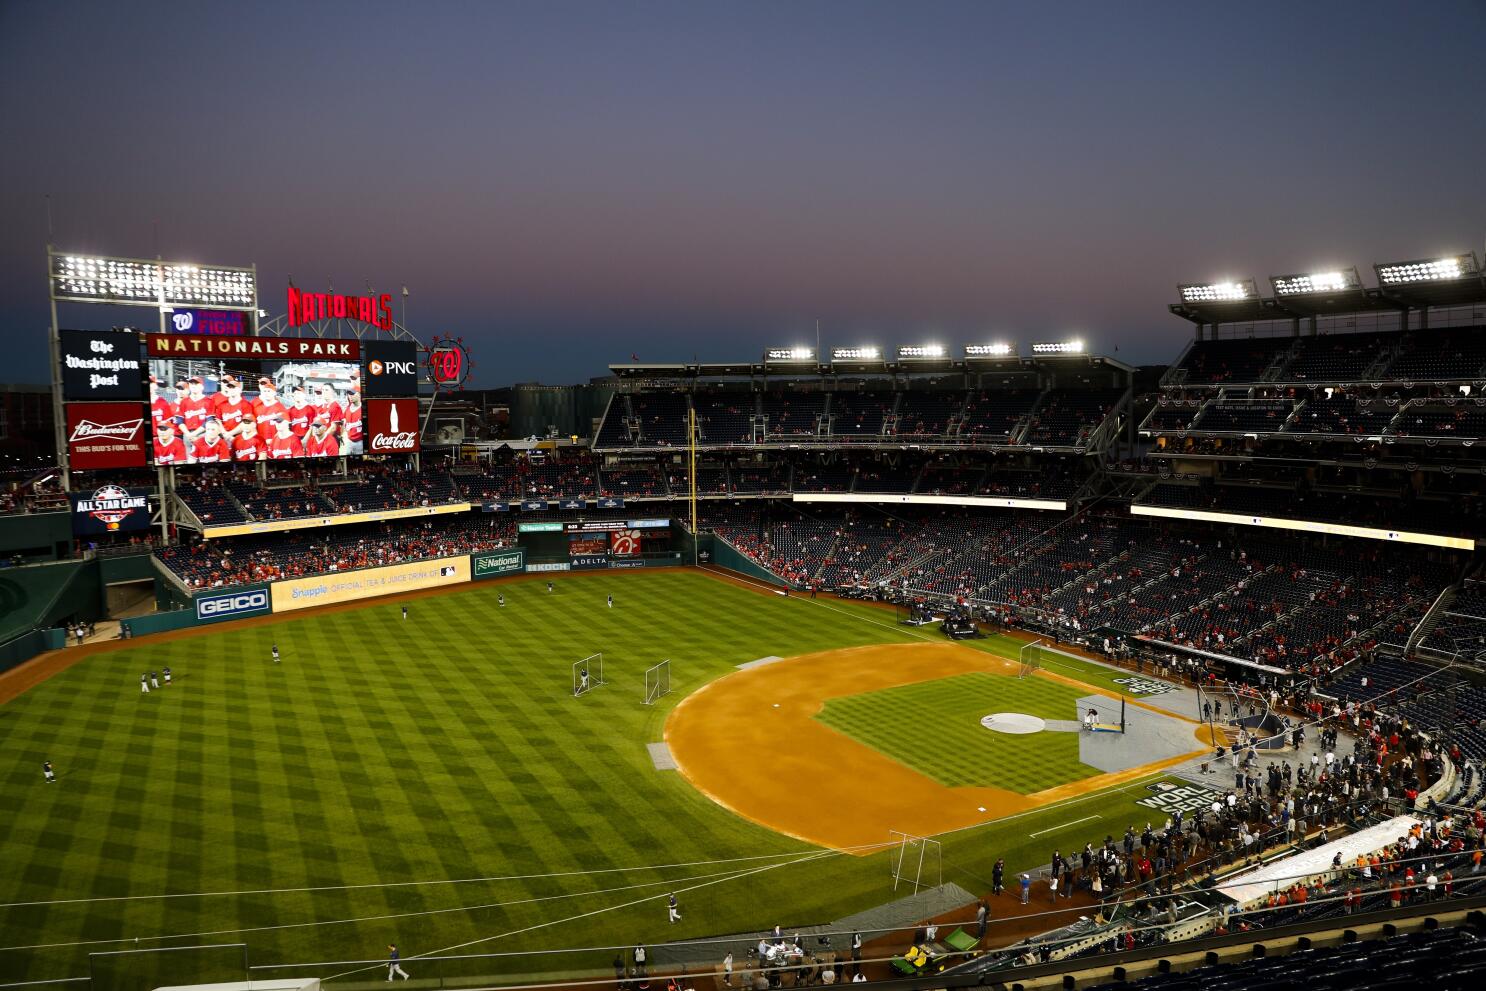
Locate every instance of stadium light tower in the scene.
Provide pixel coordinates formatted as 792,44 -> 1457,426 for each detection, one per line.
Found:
896,344 -> 947,361
763,346 -> 816,365
964,343 -> 1015,358
1177,278 -> 1259,303
1270,267 -> 1363,296
1375,253 -> 1478,285
1030,339 -> 1085,355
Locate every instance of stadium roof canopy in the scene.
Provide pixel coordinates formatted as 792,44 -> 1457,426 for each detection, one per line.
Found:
608,353 -> 1134,378
1169,252 -> 1486,325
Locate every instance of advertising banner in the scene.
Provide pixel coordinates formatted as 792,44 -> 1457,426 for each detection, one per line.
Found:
567,536 -> 608,556
362,340 -> 420,396
570,556 -> 610,570
59,329 -> 146,400
518,522 -> 563,533
146,334 -> 360,360
610,528 -> 643,557
66,402 -> 149,469
559,498 -> 585,510
270,555 -> 469,613
522,500 -> 550,511
364,398 -> 420,454
203,501 -> 469,539
526,562 -> 571,573
168,309 -> 249,336
194,585 -> 271,623
597,497 -> 626,509
71,485 -> 151,535
472,548 -> 525,579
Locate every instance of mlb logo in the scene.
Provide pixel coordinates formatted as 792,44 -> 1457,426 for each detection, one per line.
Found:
440,565 -> 457,577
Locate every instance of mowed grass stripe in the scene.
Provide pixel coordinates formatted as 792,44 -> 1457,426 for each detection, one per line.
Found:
0,571 -> 1167,984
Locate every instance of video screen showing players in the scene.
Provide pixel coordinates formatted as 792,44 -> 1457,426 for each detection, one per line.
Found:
148,358 -> 364,464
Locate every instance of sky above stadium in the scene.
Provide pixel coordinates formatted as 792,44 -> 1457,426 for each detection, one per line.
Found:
2,0 -> 1484,387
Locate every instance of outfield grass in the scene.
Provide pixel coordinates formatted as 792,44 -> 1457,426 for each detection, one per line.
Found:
815,673 -> 1096,791
0,572 -> 1197,986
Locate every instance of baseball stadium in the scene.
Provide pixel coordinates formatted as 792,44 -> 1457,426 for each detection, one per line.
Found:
5,6 -> 1486,991
6,246 -> 1486,991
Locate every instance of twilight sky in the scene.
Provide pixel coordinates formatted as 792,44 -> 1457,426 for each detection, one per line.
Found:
2,0 -> 1483,387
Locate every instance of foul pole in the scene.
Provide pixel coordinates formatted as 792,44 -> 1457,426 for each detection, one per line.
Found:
689,405 -> 698,565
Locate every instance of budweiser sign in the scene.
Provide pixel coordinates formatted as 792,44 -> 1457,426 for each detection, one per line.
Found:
66,403 -> 149,469
365,398 -> 419,454
70,416 -> 144,443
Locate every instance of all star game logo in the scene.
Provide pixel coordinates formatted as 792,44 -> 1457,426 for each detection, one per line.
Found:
76,485 -> 147,531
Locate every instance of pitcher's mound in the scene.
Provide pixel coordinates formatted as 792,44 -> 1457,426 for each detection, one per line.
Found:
979,712 -> 1045,734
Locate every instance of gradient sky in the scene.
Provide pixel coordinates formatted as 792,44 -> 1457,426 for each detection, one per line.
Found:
2,0 -> 1483,387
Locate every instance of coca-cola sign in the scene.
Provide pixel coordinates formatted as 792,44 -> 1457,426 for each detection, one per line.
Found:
65,403 -> 149,469
365,398 -> 420,454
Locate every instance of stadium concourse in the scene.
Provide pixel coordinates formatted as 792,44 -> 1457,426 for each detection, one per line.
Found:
7,258 -> 1486,991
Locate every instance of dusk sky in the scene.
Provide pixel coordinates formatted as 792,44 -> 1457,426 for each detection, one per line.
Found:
2,0 -> 1483,387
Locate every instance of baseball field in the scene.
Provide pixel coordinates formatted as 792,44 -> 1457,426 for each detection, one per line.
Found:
0,569 -> 1206,987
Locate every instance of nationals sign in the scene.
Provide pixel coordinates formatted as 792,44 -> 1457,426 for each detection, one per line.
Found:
287,287 -> 394,330
364,398 -> 420,453
66,402 -> 149,469
145,334 -> 359,360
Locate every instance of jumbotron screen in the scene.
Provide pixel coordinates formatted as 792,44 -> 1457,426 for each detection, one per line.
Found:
148,358 -> 363,463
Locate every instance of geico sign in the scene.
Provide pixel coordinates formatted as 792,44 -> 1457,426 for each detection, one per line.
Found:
196,590 -> 269,618
369,431 -> 418,451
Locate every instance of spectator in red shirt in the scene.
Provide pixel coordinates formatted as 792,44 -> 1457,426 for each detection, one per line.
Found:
190,417 -> 231,464
265,417 -> 303,459
303,416 -> 341,458
153,420 -> 188,465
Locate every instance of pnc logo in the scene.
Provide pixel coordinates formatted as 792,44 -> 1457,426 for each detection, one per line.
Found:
369,359 -> 415,377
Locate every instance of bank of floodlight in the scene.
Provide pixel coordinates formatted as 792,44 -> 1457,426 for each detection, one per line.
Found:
896,344 -> 946,360
965,343 -> 1015,357
51,252 -> 257,309
1375,254 -> 1479,285
764,346 -> 816,363
830,346 -> 881,361
1271,268 -> 1362,296
1031,340 -> 1084,355
1177,278 -> 1258,303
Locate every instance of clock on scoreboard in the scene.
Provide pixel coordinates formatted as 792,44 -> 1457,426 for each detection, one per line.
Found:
424,335 -> 473,390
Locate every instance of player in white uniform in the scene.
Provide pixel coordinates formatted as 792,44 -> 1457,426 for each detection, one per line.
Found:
578,668 -> 590,695
140,673 -> 150,695
272,644 -> 280,664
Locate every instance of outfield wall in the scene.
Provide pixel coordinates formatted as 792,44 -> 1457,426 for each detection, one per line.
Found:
270,556 -> 470,613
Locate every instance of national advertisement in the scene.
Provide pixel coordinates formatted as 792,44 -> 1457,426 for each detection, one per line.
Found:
473,548 -> 525,579
60,329 -> 146,401
570,555 -> 610,570
270,556 -> 468,612
362,340 -> 419,396
66,402 -> 150,469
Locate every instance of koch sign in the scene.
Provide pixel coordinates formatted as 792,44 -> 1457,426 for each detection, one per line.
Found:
59,329 -> 146,400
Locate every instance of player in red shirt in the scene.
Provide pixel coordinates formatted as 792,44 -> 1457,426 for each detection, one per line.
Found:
253,377 -> 287,444
303,416 -> 341,458
343,391 -> 363,445
231,425 -> 261,461
152,420 -> 188,465
265,417 -> 304,459
286,385 -> 312,439
312,382 -> 344,430
189,417 -> 232,464
149,375 -> 176,434
212,374 -> 253,444
175,376 -> 214,446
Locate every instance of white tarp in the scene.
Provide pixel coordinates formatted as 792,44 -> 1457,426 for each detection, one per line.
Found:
1219,814 -> 1421,906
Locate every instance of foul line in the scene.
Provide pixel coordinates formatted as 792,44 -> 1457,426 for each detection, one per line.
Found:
1028,814 -> 1101,838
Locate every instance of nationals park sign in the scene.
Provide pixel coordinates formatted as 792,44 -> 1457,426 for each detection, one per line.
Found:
145,333 -> 359,360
